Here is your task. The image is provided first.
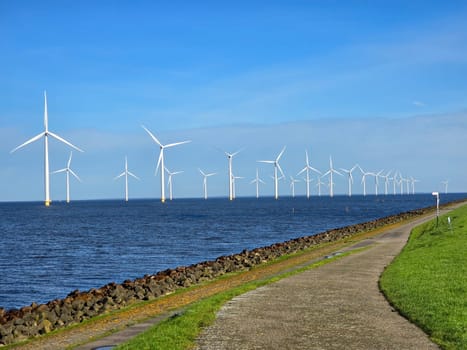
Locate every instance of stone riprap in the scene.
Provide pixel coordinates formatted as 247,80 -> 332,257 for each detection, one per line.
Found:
0,205 -> 439,346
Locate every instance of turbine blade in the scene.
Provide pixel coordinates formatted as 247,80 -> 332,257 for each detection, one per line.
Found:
257,160 -> 274,164
128,171 -> 140,180
51,168 -> 67,174
165,140 -> 191,148
67,152 -> 73,168
48,132 -> 84,152
10,132 -> 45,153
114,172 -> 125,180
69,169 -> 82,182
310,166 -> 321,174
297,167 -> 307,176
277,163 -> 285,178
142,125 -> 163,147
276,146 -> 286,161
155,151 -> 163,175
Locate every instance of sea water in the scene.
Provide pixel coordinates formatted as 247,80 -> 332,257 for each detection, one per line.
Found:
0,193 -> 465,310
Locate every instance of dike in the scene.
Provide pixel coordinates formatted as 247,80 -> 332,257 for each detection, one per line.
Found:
0,203 -> 448,346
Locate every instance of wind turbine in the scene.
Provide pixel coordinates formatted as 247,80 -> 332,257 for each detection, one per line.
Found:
441,180 -> 449,194
297,150 -> 321,198
382,170 -> 392,195
373,170 -> 384,196
225,150 -> 242,201
258,146 -> 286,200
199,169 -> 216,200
51,151 -> 81,203
290,176 -> 300,198
340,164 -> 358,197
358,165 -> 372,197
142,126 -> 190,203
165,167 -> 183,201
410,177 -> 419,195
322,156 -> 342,197
316,175 -> 325,197
232,174 -> 244,199
114,156 -> 140,202
10,91 -> 83,206
250,168 -> 266,199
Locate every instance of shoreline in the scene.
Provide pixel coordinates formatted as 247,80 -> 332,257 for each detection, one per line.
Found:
0,200 -> 463,346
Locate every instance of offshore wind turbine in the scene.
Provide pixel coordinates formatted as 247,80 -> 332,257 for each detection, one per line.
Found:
142,126 -> 190,203
250,168 -> 266,199
232,174 -> 244,199
289,176 -> 300,198
297,150 -> 321,198
358,165 -> 372,197
225,150 -> 242,201
382,170 -> 392,195
10,91 -> 83,206
114,156 -> 140,202
441,180 -> 449,194
340,164 -> 358,197
373,170 -> 384,196
410,177 -> 419,195
316,175 -> 325,196
166,167 -> 183,201
322,156 -> 342,197
52,151 -> 81,203
258,146 -> 286,200
199,169 -> 216,200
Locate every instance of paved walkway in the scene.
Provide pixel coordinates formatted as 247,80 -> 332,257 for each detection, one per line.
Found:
194,214 -> 445,350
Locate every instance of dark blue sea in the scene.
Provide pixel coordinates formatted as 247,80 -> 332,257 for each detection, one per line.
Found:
1,193 -> 465,311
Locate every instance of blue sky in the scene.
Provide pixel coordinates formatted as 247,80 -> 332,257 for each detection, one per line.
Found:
1,1 -> 467,201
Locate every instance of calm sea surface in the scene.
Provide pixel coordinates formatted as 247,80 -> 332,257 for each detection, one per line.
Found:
1,193 -> 465,310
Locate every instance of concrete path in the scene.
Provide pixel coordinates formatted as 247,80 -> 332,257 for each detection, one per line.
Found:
194,214 -> 443,350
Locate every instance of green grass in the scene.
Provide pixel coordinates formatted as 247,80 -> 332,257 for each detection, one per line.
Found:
380,205 -> 467,350
115,250 -> 357,350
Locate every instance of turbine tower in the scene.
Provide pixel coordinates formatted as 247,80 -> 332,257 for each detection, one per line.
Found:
52,151 -> 82,203
250,168 -> 266,199
373,170 -> 384,196
225,150 -> 241,201
142,126 -> 190,203
322,156 -> 342,197
410,177 -> 419,195
297,150 -> 321,198
232,174 -> 244,199
114,157 -> 140,202
166,167 -> 183,201
10,91 -> 84,206
358,165 -> 372,197
258,146 -> 286,200
340,164 -> 358,197
199,169 -> 216,200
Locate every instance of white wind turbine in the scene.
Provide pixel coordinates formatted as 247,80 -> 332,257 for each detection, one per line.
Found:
358,165 -> 372,197
316,175 -> 325,196
382,170 -> 392,195
142,126 -> 190,203
297,150 -> 321,199
199,169 -> 216,200
441,180 -> 449,194
250,168 -> 266,199
232,174 -> 244,199
258,146 -> 286,200
373,170 -> 384,196
322,156 -> 342,198
166,167 -> 183,201
340,164 -> 358,197
114,157 -> 140,202
410,177 -> 419,195
225,150 -> 242,201
290,176 -> 300,198
52,151 -> 81,203
11,91 -> 83,206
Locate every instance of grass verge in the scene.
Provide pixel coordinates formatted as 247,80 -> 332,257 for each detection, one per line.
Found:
380,205 -> 467,350
115,250 -> 359,350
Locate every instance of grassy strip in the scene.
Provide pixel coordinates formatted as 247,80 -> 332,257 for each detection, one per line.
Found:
115,250 -> 359,350
380,205 -> 467,350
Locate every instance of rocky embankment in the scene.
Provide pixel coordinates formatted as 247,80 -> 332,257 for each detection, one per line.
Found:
0,206 -> 439,345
